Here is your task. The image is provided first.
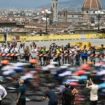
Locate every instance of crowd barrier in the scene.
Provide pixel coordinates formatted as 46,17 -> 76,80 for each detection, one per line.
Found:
0,53 -> 19,57
0,33 -> 104,42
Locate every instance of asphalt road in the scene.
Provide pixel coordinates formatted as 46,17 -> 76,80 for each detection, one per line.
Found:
22,39 -> 105,48
5,92 -> 48,105
27,101 -> 47,105
3,38 -> 105,105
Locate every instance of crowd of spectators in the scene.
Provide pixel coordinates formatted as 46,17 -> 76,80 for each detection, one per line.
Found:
0,42 -> 104,66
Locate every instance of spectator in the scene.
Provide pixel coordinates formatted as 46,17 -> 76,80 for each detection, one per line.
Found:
75,50 -> 80,66
16,80 -> 26,105
45,86 -> 58,105
24,46 -> 30,61
62,83 -> 72,105
19,44 -> 24,59
86,79 -> 99,105
81,50 -> 88,64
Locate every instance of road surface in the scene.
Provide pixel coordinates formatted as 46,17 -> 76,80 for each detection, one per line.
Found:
22,39 -> 105,48
5,93 -> 48,105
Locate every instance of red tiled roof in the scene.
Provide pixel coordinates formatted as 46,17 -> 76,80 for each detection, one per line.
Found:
82,0 -> 102,11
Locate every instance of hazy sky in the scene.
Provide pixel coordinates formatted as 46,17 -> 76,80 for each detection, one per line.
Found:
0,0 -> 104,9
0,0 -> 68,9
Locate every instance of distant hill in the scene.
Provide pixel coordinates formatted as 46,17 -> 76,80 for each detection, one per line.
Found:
40,0 -> 105,10
58,0 -> 83,10
58,0 -> 105,10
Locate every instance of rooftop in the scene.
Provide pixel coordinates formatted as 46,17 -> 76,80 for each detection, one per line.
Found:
82,0 -> 102,11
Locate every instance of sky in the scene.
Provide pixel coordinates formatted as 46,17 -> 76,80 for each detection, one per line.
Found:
0,0 -> 67,9
0,0 -> 104,9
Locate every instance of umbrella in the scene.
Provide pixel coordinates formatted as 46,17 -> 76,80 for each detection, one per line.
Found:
79,76 -> 88,81
81,64 -> 91,71
2,65 -> 24,73
13,66 -> 24,73
71,76 -> 80,79
101,65 -> 105,70
101,89 -> 105,93
59,71 -> 71,77
97,71 -> 105,76
99,83 -> 105,89
3,70 -> 16,76
74,70 -> 86,76
101,77 -> 105,81
20,73 -> 33,80
1,65 -> 13,71
70,82 -> 79,86
68,67 -> 77,72
63,79 -> 79,84
95,62 -> 102,67
60,66 -> 68,69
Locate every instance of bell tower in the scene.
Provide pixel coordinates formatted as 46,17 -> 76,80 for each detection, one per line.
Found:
51,0 -> 58,23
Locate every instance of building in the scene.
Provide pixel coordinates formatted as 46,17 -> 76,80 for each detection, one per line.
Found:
51,0 -> 58,22
82,0 -> 102,13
